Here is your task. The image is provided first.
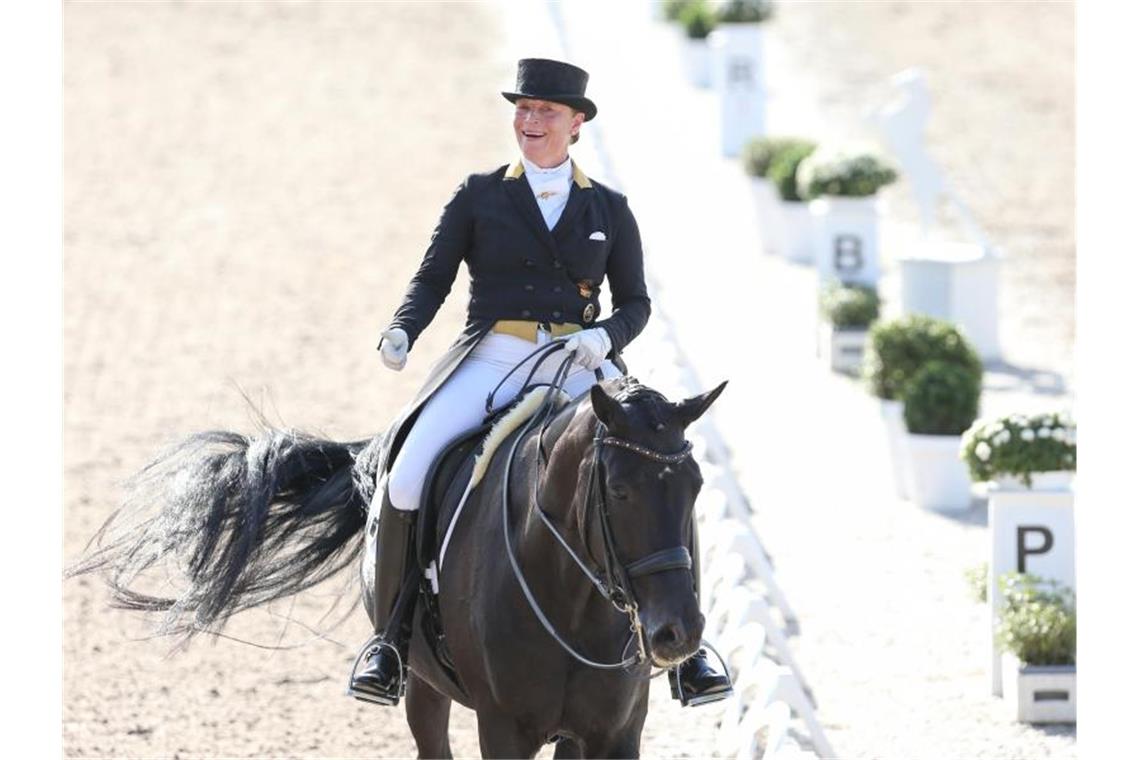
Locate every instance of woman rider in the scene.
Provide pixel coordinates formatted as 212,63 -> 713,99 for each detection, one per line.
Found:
348,58 -> 731,708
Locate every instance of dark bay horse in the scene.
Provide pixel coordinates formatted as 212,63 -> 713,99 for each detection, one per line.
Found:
69,371 -> 726,758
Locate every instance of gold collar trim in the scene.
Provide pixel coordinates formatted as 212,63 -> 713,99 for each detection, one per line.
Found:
503,158 -> 592,189
571,160 -> 592,189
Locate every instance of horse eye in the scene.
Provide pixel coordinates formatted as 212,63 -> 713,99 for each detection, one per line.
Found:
609,484 -> 630,501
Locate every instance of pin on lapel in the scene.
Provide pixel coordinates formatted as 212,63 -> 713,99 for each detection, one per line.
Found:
589,230 -> 607,241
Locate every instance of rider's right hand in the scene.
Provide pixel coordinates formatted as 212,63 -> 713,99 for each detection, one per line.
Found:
379,328 -> 409,371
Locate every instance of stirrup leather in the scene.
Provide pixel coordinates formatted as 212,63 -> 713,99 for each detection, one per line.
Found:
346,634 -> 406,706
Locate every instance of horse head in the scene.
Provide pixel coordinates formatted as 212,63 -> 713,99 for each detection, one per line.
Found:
579,376 -> 728,669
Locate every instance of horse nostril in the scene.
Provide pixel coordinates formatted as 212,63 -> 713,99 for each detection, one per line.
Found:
650,623 -> 683,653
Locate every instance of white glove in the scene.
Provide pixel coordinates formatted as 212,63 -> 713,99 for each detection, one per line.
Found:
379,327 -> 409,371
563,327 -> 612,371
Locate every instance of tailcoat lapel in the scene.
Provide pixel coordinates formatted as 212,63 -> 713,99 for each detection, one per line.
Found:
503,160 -> 559,257
551,180 -> 591,242
552,159 -> 594,242
503,157 -> 595,258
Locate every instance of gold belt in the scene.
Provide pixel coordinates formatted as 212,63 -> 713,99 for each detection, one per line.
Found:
492,319 -> 583,343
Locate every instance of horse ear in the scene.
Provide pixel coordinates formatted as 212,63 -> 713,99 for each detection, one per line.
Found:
590,385 -> 627,430
673,380 -> 728,428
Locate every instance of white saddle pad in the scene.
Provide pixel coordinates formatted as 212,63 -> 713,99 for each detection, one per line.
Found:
434,386 -> 571,580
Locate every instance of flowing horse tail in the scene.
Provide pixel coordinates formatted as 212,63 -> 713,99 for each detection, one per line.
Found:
67,426 -> 387,641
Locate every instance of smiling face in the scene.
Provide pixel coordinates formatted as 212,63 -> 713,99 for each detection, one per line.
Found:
513,97 -> 585,168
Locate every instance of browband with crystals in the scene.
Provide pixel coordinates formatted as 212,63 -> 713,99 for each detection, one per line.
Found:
599,437 -> 693,464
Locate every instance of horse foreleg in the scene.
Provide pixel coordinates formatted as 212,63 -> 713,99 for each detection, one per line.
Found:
552,736 -> 584,758
581,718 -> 645,759
583,733 -> 641,759
476,709 -> 545,759
405,671 -> 453,759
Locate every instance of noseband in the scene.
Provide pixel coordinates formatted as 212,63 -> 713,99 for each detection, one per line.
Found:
495,341 -> 694,670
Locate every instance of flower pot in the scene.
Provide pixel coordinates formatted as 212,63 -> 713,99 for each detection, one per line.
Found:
817,322 -> 867,374
992,471 -> 1074,492
1000,653 -> 1076,723
904,433 -> 973,512
749,177 -> 781,255
778,200 -> 814,264
809,196 -> 882,288
709,23 -> 766,157
879,400 -> 914,500
680,35 -> 712,88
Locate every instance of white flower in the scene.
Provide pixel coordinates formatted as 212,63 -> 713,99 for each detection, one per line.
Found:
1021,429 -> 1036,442
1065,429 -> 1077,446
1051,428 -> 1066,441
1038,427 -> 1053,440
995,430 -> 1012,445
975,442 -> 992,462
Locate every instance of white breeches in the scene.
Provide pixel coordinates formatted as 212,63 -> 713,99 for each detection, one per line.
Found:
386,331 -> 622,512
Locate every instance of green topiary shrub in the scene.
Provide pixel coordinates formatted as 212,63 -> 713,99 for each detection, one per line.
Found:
819,282 -> 880,330
767,141 -> 818,202
996,572 -> 1076,666
678,0 -> 716,39
742,136 -> 815,179
715,0 -> 774,23
796,144 -> 899,200
664,0 -> 697,21
863,314 -> 983,401
960,412 -> 1077,486
902,360 -> 981,435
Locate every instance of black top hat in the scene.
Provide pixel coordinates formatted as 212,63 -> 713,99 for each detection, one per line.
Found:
501,58 -> 597,121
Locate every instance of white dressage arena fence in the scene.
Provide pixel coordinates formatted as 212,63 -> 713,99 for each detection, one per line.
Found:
692,460 -> 836,759
619,287 -> 834,759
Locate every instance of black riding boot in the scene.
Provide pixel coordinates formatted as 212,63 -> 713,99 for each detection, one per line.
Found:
348,490 -> 417,707
670,522 -> 734,707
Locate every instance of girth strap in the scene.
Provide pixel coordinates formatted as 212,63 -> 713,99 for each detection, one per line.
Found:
626,546 -> 692,579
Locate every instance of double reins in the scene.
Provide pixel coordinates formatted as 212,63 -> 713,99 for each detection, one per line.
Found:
493,339 -> 695,670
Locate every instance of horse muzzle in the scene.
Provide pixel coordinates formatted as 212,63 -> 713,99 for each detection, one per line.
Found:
645,610 -> 704,668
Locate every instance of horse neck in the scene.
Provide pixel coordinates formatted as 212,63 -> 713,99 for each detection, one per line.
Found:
524,405 -> 619,627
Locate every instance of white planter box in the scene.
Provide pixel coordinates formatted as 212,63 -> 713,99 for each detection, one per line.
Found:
987,481 -> 1075,695
809,196 -> 882,288
709,23 -> 766,156
778,200 -> 814,264
879,400 -> 914,500
817,322 -> 867,374
993,471 -> 1074,491
904,433 -> 973,512
1001,653 -> 1076,724
750,177 -> 781,255
680,35 -> 712,88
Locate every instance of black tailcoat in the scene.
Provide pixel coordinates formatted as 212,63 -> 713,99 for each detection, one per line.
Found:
374,158 -> 651,473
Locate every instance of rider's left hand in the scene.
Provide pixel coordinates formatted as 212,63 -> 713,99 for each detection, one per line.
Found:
563,327 -> 612,371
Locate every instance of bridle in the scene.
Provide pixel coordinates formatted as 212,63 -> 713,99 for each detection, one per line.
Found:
493,340 -> 695,671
